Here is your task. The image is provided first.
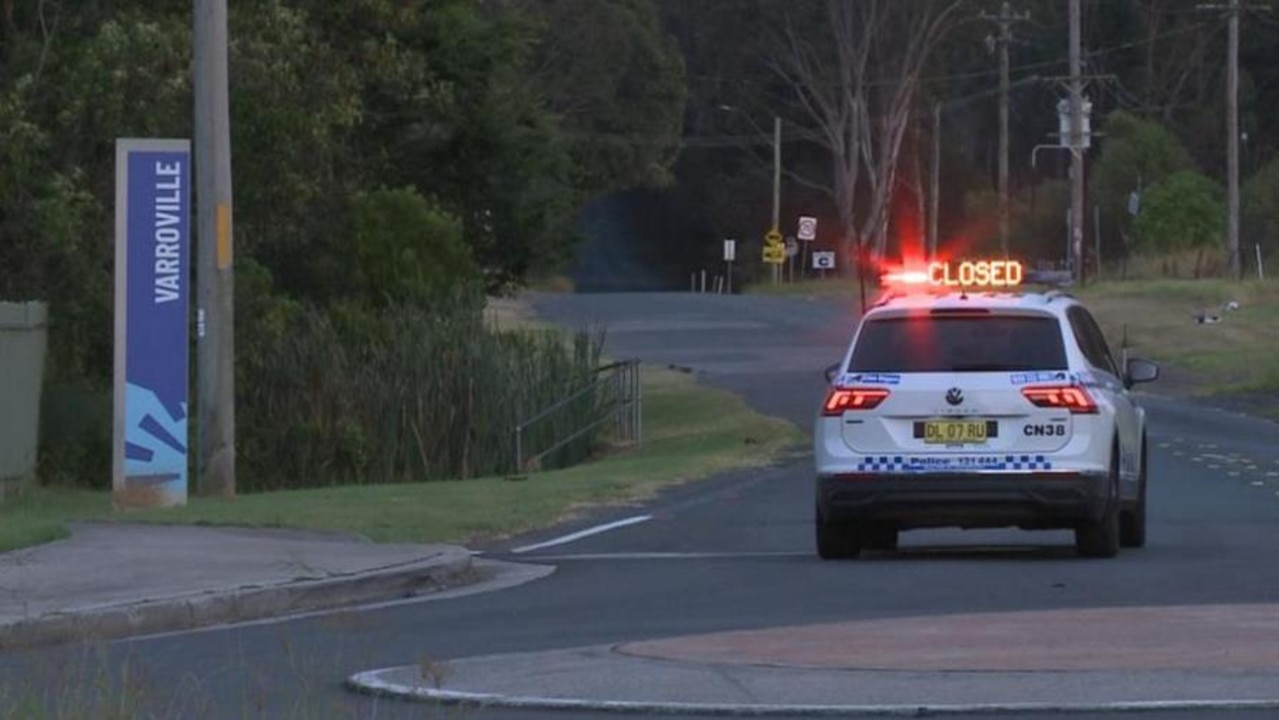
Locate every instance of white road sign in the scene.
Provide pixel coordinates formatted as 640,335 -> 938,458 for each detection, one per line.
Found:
812,250 -> 836,270
723,239 -> 737,262
797,216 -> 817,241
785,237 -> 799,258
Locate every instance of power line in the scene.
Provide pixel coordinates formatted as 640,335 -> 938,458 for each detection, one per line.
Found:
683,19 -> 1214,93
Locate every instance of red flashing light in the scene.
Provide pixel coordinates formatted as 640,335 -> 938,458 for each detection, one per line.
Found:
1021,385 -> 1098,414
823,387 -> 890,415
882,270 -> 931,286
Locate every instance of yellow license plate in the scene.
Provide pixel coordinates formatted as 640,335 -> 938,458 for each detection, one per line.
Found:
924,420 -> 988,445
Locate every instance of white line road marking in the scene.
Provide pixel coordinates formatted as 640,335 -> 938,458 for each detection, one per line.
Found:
511,515 -> 653,554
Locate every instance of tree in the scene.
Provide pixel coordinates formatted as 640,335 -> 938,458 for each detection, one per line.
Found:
0,7 -> 192,380
228,0 -> 364,301
1134,170 -> 1225,252
518,0 -> 687,194
1243,155 -> 1279,260
349,187 -> 478,306
754,0 -> 964,260
1090,110 -> 1196,257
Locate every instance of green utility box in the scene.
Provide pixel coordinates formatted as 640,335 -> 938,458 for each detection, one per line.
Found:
0,302 -> 48,500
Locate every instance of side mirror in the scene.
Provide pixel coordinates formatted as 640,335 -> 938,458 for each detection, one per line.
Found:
1125,357 -> 1159,388
825,363 -> 841,383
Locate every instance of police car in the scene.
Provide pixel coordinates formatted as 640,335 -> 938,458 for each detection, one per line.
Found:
815,260 -> 1159,559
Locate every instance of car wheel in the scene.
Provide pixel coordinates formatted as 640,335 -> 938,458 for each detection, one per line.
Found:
861,523 -> 899,552
1120,436 -> 1148,549
816,503 -> 862,560
1076,447 -> 1121,559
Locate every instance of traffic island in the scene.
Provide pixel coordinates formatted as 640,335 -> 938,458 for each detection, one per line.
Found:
349,604 -> 1279,714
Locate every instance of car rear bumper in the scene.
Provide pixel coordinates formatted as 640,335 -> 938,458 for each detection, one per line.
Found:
816,471 -> 1110,530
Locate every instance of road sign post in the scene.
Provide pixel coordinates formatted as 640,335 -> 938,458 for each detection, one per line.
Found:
785,237 -> 798,283
797,217 -> 817,280
797,217 -> 817,241
723,239 -> 737,294
762,243 -> 786,265
812,250 -> 836,279
763,228 -> 785,285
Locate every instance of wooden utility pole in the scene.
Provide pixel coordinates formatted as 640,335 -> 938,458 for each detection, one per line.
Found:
1226,0 -> 1241,279
194,0 -> 236,497
981,2 -> 1030,258
772,115 -> 782,285
1068,0 -> 1085,284
772,116 -> 781,233
1198,0 -> 1268,278
929,102 -> 940,259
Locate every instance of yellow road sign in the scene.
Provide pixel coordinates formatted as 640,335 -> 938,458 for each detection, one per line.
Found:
762,243 -> 786,264
765,229 -> 783,246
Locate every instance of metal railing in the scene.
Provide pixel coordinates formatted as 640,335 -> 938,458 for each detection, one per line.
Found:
513,359 -> 642,474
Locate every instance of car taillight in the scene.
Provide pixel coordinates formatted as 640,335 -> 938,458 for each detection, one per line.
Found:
823,387 -> 890,415
1021,385 -> 1098,414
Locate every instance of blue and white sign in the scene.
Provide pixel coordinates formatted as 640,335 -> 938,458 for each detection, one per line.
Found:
113,139 -> 191,506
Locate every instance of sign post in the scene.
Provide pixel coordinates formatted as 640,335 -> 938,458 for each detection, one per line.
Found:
812,250 -> 836,278
762,230 -> 782,282
723,239 -> 737,294
797,216 -> 817,280
763,228 -> 785,284
114,139 -> 192,507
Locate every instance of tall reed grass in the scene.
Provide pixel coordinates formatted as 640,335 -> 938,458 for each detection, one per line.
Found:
237,296 -> 603,492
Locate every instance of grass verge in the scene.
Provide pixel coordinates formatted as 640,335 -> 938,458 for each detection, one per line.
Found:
747,276 -> 1279,411
745,277 -> 862,299
1073,279 -> 1279,394
0,365 -> 802,553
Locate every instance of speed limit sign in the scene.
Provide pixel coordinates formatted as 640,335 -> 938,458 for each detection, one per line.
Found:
797,216 -> 817,241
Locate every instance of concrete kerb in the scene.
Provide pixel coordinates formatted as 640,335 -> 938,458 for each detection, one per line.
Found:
346,667 -> 1279,718
0,548 -> 475,650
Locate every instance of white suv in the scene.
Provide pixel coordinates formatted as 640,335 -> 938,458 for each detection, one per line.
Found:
814,288 -> 1159,559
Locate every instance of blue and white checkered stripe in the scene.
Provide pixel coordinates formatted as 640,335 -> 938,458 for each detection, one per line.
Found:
1005,455 -> 1053,471
856,456 -> 914,472
855,455 -> 1054,472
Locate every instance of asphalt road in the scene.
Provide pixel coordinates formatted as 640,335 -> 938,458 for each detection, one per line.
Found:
3,292 -> 1279,720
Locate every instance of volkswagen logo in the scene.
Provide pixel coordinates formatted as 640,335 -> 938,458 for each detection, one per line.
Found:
945,388 -> 964,406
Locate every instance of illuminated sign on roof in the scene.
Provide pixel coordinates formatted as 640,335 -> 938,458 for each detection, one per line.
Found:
884,260 -> 1024,289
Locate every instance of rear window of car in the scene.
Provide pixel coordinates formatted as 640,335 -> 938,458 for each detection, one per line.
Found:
850,314 -> 1067,373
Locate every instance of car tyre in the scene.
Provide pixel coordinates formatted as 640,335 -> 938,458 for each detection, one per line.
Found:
1120,436 -> 1148,549
1076,448 -> 1121,559
816,504 -> 862,560
861,523 -> 899,552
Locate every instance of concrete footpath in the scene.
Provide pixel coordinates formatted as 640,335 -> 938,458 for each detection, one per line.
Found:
0,522 -> 474,649
349,604 -> 1279,715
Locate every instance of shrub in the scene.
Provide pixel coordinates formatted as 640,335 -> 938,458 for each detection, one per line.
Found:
1243,156 -> 1279,262
349,187 -> 480,307
1134,170 -> 1225,253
